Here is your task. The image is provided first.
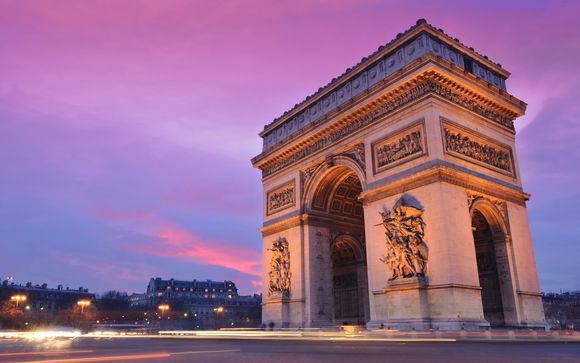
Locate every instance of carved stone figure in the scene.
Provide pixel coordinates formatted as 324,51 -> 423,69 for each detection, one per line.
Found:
267,237 -> 291,296
302,166 -> 317,185
379,196 -> 428,279
345,143 -> 365,169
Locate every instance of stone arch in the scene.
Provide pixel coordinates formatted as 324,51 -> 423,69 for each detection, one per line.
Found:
469,197 -> 518,327
469,198 -> 508,237
330,234 -> 366,264
302,156 -> 366,213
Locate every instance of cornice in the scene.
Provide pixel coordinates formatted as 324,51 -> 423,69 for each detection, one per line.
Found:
260,212 -> 364,237
252,59 -> 524,179
260,215 -> 305,237
359,162 -> 529,206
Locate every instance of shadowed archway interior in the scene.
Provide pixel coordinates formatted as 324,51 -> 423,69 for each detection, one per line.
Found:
310,167 -> 369,324
472,210 -> 505,327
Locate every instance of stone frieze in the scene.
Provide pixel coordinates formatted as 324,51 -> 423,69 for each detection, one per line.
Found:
372,122 -> 426,174
443,121 -> 514,177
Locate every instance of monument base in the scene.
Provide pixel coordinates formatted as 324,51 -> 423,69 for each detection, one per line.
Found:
262,292 -> 291,329
369,278 -> 492,331
370,277 -> 429,330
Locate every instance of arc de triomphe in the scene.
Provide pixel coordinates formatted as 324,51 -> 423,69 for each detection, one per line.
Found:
251,20 -> 546,330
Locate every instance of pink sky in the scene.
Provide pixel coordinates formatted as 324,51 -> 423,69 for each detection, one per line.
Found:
0,0 -> 579,294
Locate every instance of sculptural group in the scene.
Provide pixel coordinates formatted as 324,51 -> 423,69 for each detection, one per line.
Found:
380,198 -> 429,280
267,237 -> 291,296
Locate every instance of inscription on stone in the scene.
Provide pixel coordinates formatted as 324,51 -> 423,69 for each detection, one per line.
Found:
443,121 -> 514,176
267,181 -> 295,215
373,122 -> 426,174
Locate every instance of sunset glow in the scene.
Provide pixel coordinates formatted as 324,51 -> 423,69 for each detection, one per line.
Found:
0,0 -> 579,294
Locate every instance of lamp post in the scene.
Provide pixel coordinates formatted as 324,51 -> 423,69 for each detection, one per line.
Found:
77,299 -> 91,314
212,306 -> 224,329
10,295 -> 27,308
158,304 -> 170,330
158,304 -> 170,320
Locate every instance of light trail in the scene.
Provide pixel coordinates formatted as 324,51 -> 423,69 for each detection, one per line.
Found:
9,349 -> 241,363
8,352 -> 171,363
0,350 -> 93,357
171,349 -> 240,355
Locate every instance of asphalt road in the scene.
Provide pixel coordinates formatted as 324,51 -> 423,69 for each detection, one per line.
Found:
0,337 -> 579,363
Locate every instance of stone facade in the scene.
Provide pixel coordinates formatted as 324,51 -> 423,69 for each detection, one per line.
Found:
252,20 -> 546,330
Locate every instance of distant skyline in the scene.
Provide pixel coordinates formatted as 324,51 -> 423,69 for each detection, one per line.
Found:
1,0 -> 579,294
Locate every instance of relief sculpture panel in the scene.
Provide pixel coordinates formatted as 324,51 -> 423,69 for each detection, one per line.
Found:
379,195 -> 429,280
266,181 -> 296,215
372,121 -> 427,174
267,237 -> 291,297
442,120 -> 514,177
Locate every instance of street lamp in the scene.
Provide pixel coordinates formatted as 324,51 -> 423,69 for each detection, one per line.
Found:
77,299 -> 91,313
213,306 -> 224,329
158,304 -> 170,319
10,295 -> 27,307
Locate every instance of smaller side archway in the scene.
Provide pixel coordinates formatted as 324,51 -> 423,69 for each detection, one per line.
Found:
470,198 -> 518,327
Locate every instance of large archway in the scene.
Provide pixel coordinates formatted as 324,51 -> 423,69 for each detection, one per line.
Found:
308,165 -> 370,325
471,210 -> 505,327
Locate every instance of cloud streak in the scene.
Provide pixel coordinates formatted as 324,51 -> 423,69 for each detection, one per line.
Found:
94,206 -> 261,278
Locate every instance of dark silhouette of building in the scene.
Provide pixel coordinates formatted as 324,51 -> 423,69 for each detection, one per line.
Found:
0,279 -> 95,328
138,277 -> 261,329
0,279 -> 94,311
543,291 -> 580,330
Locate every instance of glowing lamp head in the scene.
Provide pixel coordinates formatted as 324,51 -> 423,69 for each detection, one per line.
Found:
10,294 -> 27,302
